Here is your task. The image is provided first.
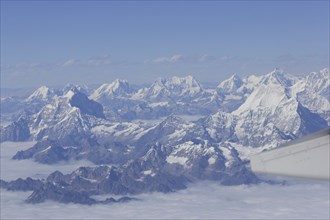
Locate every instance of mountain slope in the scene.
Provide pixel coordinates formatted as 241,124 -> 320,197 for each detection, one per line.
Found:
1,68 -> 329,204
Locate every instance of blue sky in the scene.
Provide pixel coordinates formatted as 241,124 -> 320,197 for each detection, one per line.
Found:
1,1 -> 329,88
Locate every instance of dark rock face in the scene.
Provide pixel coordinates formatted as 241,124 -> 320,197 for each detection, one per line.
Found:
0,177 -> 43,191
296,103 -> 328,135
69,91 -> 105,119
0,117 -> 30,142
1,177 -> 137,205
1,69 -> 329,205
0,179 -> 9,189
26,183 -> 97,204
12,139 -> 68,164
12,137 -> 117,165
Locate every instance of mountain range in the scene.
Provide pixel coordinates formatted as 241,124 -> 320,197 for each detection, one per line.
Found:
1,68 -> 329,204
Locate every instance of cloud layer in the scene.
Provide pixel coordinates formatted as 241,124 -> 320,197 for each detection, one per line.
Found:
62,55 -> 112,67
1,180 -> 329,219
1,52 -> 329,88
0,142 -> 94,181
1,142 -> 329,219
145,54 -> 221,64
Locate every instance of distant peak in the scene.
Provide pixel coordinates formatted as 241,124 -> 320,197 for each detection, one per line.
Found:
229,73 -> 239,79
99,79 -> 128,91
228,74 -> 243,83
159,75 -> 197,82
38,85 -> 50,90
181,75 -> 194,81
319,67 -> 329,75
34,86 -> 50,94
261,68 -> 291,87
113,79 -> 128,84
153,75 -> 201,89
109,79 -> 130,90
26,86 -> 54,101
269,68 -> 284,75
217,74 -> 243,93
90,79 -> 131,100
62,84 -> 88,95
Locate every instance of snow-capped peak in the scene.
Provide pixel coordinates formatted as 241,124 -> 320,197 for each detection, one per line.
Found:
144,75 -> 203,100
217,74 -> 243,93
166,75 -> 196,86
111,79 -> 130,91
90,79 -> 131,100
260,68 -> 292,87
26,86 -> 54,102
232,69 -> 294,115
62,84 -> 89,95
319,67 -> 329,75
305,68 -> 330,96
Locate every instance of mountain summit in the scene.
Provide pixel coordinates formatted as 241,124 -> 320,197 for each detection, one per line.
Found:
1,68 -> 329,204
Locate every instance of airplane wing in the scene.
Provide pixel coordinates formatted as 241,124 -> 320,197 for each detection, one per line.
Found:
250,128 -> 330,180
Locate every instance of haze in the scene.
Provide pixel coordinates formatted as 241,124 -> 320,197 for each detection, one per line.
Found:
1,1 -> 329,88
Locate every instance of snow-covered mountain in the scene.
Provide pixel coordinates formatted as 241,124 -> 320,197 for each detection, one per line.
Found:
1,68 -> 329,204
21,86 -> 58,115
1,88 -> 105,144
90,79 -> 132,101
87,76 -> 220,119
217,74 -> 244,94
231,69 -> 327,147
2,68 -> 329,146
25,86 -> 56,103
62,83 -> 90,96
29,89 -> 103,144
216,74 -> 251,112
136,76 -> 220,115
136,75 -> 203,101
305,68 -> 330,99
89,79 -> 141,120
290,68 -> 330,123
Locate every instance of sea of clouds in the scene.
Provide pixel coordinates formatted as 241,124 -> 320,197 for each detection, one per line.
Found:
1,142 -> 329,219
0,141 -> 95,181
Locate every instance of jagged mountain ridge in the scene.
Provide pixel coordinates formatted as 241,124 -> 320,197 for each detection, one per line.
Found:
2,68 -> 329,163
2,68 -> 329,155
1,68 -> 329,204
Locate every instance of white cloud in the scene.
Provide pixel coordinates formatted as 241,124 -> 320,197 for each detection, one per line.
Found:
2,62 -> 49,72
151,54 -> 185,64
220,55 -> 234,61
1,142 -> 329,219
146,54 -> 237,64
62,55 -> 112,67
146,54 -> 220,64
0,142 -> 94,181
199,54 -> 217,62
1,180 -> 329,219
62,59 -> 78,67
2,55 -> 114,81
86,55 -> 112,66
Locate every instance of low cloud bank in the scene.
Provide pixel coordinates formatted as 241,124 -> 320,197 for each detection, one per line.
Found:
1,142 -> 329,219
0,141 -> 94,181
1,180 -> 329,219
